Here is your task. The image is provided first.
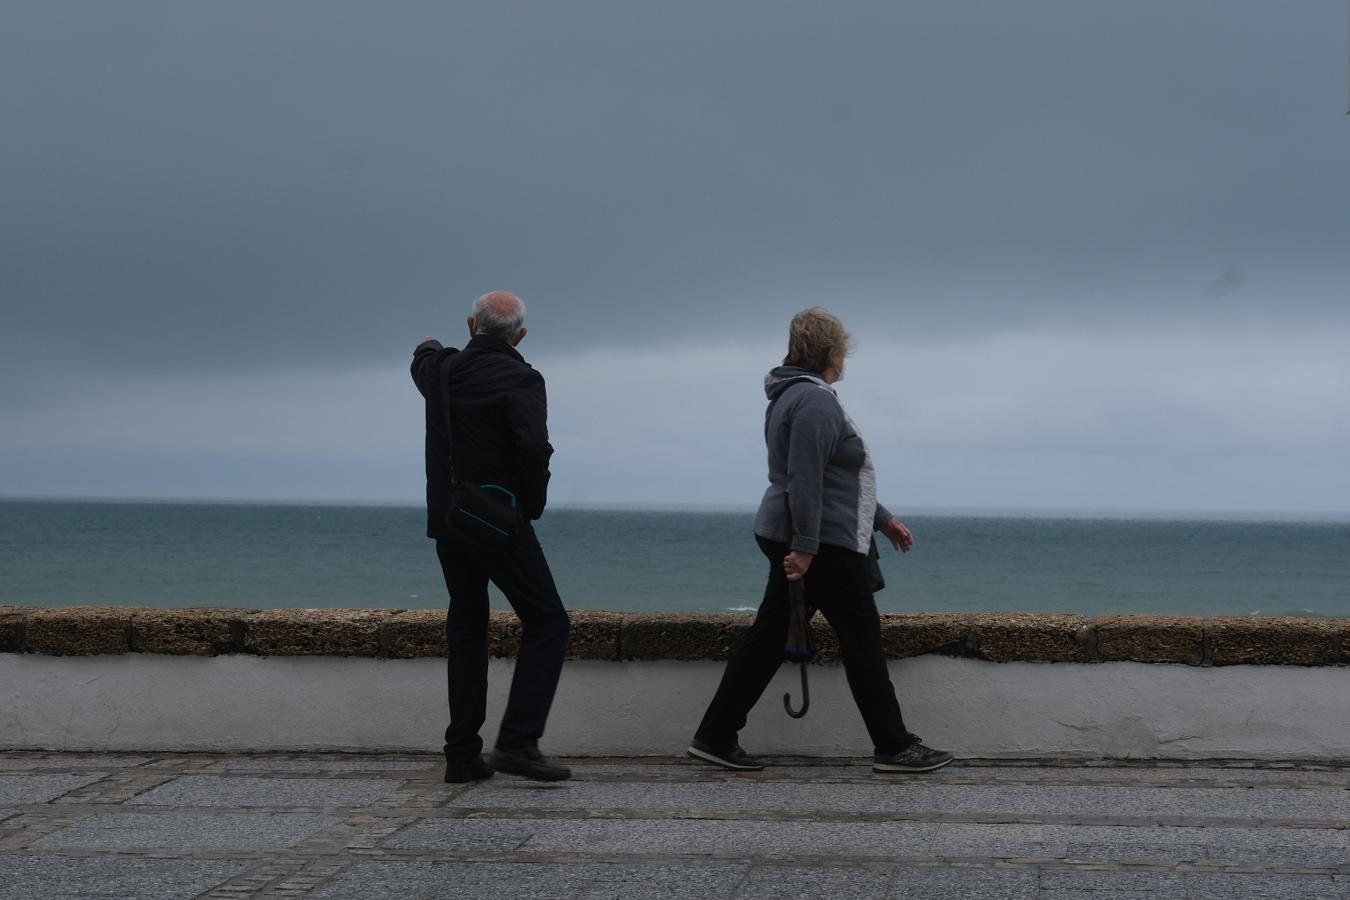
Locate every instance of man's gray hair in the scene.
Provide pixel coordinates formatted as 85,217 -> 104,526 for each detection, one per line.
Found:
472,292 -> 527,340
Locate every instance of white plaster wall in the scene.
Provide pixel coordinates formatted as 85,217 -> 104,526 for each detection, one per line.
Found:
2,653 -> 1347,759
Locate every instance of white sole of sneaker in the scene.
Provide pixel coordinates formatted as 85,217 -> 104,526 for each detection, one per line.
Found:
872,757 -> 954,774
686,745 -> 765,771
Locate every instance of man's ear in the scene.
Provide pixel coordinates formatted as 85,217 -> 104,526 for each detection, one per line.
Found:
511,327 -> 527,347
466,316 -> 477,337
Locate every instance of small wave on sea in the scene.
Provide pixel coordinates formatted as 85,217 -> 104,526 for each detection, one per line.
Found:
727,606 -> 758,612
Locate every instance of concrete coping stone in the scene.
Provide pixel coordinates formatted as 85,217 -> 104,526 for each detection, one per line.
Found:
0,606 -> 1344,666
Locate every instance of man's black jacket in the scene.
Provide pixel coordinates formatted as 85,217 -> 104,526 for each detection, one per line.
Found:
411,334 -> 554,539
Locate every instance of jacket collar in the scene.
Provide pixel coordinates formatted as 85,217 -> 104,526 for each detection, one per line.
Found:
467,333 -> 526,363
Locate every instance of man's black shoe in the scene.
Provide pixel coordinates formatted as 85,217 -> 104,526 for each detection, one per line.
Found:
444,756 -> 495,783
490,746 -> 572,782
872,740 -> 954,774
686,738 -> 766,771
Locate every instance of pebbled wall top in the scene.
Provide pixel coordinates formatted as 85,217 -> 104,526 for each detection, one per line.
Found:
0,606 -> 1344,666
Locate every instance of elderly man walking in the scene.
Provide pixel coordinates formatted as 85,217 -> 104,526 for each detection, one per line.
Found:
411,291 -> 572,783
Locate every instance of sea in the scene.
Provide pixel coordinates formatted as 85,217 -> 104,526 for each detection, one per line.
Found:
1,500 -> 1347,618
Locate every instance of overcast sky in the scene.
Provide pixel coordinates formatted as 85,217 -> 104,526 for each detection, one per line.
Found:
2,0 -> 1348,514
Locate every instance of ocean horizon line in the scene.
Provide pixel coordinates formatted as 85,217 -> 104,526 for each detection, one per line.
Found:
2,494 -> 1349,524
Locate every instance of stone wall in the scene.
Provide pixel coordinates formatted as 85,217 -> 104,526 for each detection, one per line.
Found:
1,606 -> 1345,667
5,606 -> 1347,758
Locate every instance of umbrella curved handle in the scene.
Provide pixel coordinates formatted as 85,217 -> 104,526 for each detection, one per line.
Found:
783,662 -> 810,718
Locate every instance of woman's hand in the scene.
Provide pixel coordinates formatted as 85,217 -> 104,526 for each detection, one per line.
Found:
784,550 -> 815,582
881,517 -> 914,553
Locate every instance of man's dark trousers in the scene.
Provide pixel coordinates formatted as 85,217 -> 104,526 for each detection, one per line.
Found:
436,525 -> 571,764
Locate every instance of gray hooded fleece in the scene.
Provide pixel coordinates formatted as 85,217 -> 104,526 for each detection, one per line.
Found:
753,365 -> 894,555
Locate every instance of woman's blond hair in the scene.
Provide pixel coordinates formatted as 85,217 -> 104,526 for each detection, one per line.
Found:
783,307 -> 851,374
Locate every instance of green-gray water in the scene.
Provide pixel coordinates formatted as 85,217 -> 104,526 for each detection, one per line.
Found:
1,500 -> 1346,616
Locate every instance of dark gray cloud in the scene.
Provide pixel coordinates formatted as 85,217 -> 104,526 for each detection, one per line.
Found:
3,1 -> 1349,512
3,0 -> 1347,379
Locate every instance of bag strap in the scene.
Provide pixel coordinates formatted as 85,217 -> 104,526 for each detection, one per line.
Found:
767,376 -> 820,547
437,353 -> 459,485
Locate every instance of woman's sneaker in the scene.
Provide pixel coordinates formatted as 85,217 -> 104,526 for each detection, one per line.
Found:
873,741 -> 954,774
687,738 -> 766,771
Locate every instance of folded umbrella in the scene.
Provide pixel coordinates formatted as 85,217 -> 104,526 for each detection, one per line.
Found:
782,493 -> 816,718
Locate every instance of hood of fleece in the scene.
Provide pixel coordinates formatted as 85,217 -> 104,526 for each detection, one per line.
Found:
764,365 -> 832,401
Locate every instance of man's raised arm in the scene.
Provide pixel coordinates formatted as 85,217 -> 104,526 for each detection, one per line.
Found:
410,337 -> 444,398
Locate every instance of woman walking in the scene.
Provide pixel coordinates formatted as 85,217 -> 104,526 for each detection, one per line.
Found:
688,308 -> 953,774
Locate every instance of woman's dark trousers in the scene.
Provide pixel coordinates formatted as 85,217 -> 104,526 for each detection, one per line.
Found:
436,525 -> 571,764
695,537 -> 913,756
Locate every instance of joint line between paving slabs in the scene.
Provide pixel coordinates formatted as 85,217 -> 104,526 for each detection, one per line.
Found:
430,805 -> 1350,831
568,771 -> 1350,791
324,847 -> 1350,876
727,862 -> 754,897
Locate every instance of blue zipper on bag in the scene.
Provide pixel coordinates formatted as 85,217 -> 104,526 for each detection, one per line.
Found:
477,484 -> 518,508
455,509 -> 512,536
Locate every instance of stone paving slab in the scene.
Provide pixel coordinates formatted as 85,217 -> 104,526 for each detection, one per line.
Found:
309,859 -> 750,899
889,865 -> 1040,899
959,766 -> 1350,787
2,752 -> 1350,899
0,855 -> 251,899
932,822 -> 1350,866
734,863 -> 900,898
1182,873 -> 1349,899
298,859 -> 1350,899
571,763 -> 871,778
0,775 -> 102,805
127,775 -> 404,809
573,762 -> 1350,787
382,817 -> 541,853
29,811 -> 343,851
452,779 -> 1350,822
1035,868 -> 1190,896
200,758 -> 432,774
389,816 -> 943,858
0,755 -> 151,771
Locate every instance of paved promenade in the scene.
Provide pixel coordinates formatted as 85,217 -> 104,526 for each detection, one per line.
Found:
1,752 -> 1348,898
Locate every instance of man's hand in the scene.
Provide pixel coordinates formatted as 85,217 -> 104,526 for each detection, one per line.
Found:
420,336 -> 437,345
880,517 -> 914,553
785,550 -> 814,582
